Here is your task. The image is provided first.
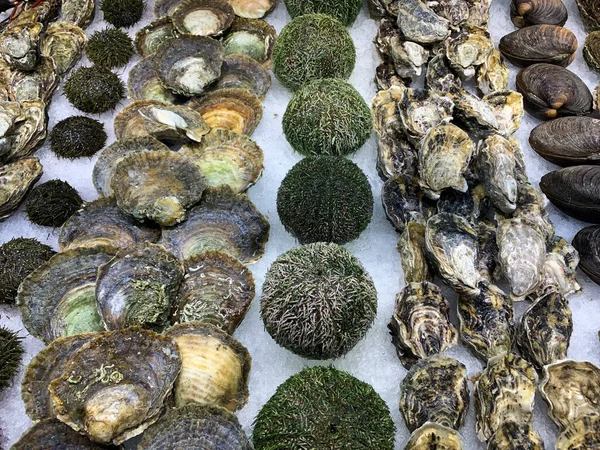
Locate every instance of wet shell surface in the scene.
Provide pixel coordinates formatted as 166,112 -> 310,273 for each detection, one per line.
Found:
174,251 -> 255,333
572,225 -> 600,285
397,88 -> 454,143
111,150 -> 207,227
11,419 -> 109,450
9,57 -> 59,103
16,246 -> 116,344
476,49 -> 510,95
577,0 -> 600,32
511,0 -> 568,27
165,322 -> 251,410
382,174 -> 434,233
405,422 -> 464,450
0,157 -> 43,220
556,415 -> 600,449
160,186 -> 269,263
445,26 -> 494,79
223,18 -> 277,65
128,57 -> 179,103
396,0 -> 450,44
134,18 -> 179,58
171,0 -> 235,37
180,128 -> 264,193
138,102 -> 210,143
39,21 -> 87,75
61,0 -> 95,28
211,54 -> 271,98
584,31 -> 600,72
499,25 -> 577,67
483,90 -> 524,136
397,222 -> 434,284
48,328 -> 181,445
400,355 -> 469,432
0,10 -> 42,72
487,421 -> 545,450
449,87 -> 500,137
228,0 -> 277,19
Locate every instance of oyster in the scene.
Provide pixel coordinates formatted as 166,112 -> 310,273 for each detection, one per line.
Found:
497,218 -> 546,299
573,225 -> 600,285
513,183 -> 555,240
111,150 -> 206,226
174,251 -> 255,332
211,54 -> 271,98
400,355 -> 469,431
371,85 -> 405,137
499,25 -> 577,67
40,22 -> 87,75
4,100 -> 47,164
165,322 -> 250,409
536,236 -> 581,297
0,157 -> 43,220
476,219 -> 500,280
426,0 -> 470,29
449,87 -> 499,137
377,128 -> 419,179
405,423 -> 464,450
134,18 -> 179,58
556,416 -> 600,449
180,128 -> 264,192
376,19 -> 429,79
529,117 -> 600,166
398,88 -> 454,143
172,0 -> 235,36
419,124 -> 474,199
396,0 -> 450,44
425,213 -> 481,294
436,183 -> 487,223
61,0 -> 95,28
488,421 -> 545,450
376,62 -> 407,91
128,57 -> 179,103
153,35 -> 224,96
577,0 -> 600,32
228,0 -> 277,19
223,18 -> 277,65
539,166 -> 600,223
445,26 -> 494,79
12,419 -> 108,450
483,90 -> 524,136
474,352 -> 537,441
585,31 -> 600,72
426,53 -> 462,93
137,404 -> 252,450
188,87 -> 263,135
458,281 -> 514,361
17,246 -> 116,344
0,101 -> 23,158
0,10 -> 43,72
511,0 -> 568,27
388,281 -> 458,369
154,0 -> 185,17
477,49 -> 510,95
398,222 -> 434,284
540,360 -> 600,430
93,136 -> 169,197
382,174 -> 434,232
9,57 -> 59,103
516,63 -> 593,119
48,328 -> 181,444
22,333 -> 96,421
160,186 -> 269,263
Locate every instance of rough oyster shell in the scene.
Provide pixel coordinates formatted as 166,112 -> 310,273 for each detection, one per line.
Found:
223,18 -> 277,65
180,128 -> 264,193
577,0 -> 600,32
500,25 -> 577,67
488,421 -> 545,450
483,90 -> 524,136
445,26 -> 494,79
40,21 -> 87,75
11,419 -> 109,450
160,186 -> 269,263
476,49 -> 510,95
228,0 -> 277,19
3,99 -> 47,165
400,355 -> 469,431
405,423 -> 464,450
449,87 -> 499,137
9,57 -> 59,103
536,236 -> 581,298
0,101 -> 24,159
0,157 -> 42,220
212,54 -> 271,98
165,322 -> 250,409
48,327 -> 181,445
398,222 -> 434,284
382,174 -> 434,233
134,18 -> 179,58
426,53 -> 462,93
426,0 -> 470,29
61,0 -> 95,28
511,0 -> 568,27
396,0 -> 450,44
0,10 -> 43,72
584,31 -> 600,72
388,281 -> 458,369
398,88 -> 454,143
153,35 -> 224,97
111,150 -> 206,226
376,62 -> 407,91
476,219 -> 500,281
172,0 -> 235,37
513,183 -> 555,240
128,57 -> 179,103
436,183 -> 487,224
556,415 -> 600,449
376,19 -> 429,79
377,128 -> 418,179
572,225 -> 600,286
371,85 -> 404,138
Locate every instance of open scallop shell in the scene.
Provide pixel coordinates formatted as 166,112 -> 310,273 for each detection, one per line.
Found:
228,0 -> 277,19
160,186 -> 269,263
180,128 -> 264,193
135,17 -> 179,58
154,0 -> 186,17
16,246 -> 116,344
174,251 -> 255,333
12,419 -> 109,450
223,18 -> 277,65
165,322 -> 251,410
128,57 -> 179,103
212,54 -> 270,98
171,0 -> 235,37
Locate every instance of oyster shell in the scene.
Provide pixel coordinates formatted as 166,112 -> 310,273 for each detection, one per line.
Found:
572,225 -> 600,286
96,243 -> 184,331
499,25 -> 577,67
449,87 -> 499,137
556,415 -> 600,449
22,333 -> 97,421
154,0 -> 185,17
180,128 -> 264,193
228,0 -> 277,19
377,128 -> 419,179
9,57 -> 59,103
445,26 -> 494,79
476,219 -> 500,281
476,49 -> 510,95
0,157 -> 43,220
513,183 -> 555,240
382,174 -> 434,232
111,150 -> 206,226
398,88 -> 454,143
511,0 -> 568,27
0,101 -> 24,158
474,352 -> 537,441
48,328 -> 181,444
376,19 -> 429,79
483,90 -> 524,136
160,186 -> 269,263
396,0 -> 450,44
0,10 -> 43,72
165,322 -> 250,409
153,35 -> 224,96
398,222 -> 434,284
172,0 -> 235,37
3,100 -> 47,164
128,57 -> 179,103
488,421 -> 545,450
134,18 -> 179,58
12,419 -> 108,450
174,251 -> 255,332
425,213 -> 481,294
188,87 -> 263,135
61,0 -> 95,28
539,166 -> 600,223
93,136 -> 169,197
40,21 -> 87,75
211,54 -> 271,98
540,360 -> 600,430
137,404 -> 252,450
405,423 -> 464,450
371,85 -> 405,138
577,0 -> 600,32
17,246 -> 116,344
426,0 -> 470,29
436,183 -> 487,224
400,355 -> 469,431
585,31 -> 600,72
376,62 -> 407,91
536,236 -> 581,298
223,18 -> 277,65
516,63 -> 593,119
388,281 -> 458,369
458,281 -> 514,361
426,53 -> 462,93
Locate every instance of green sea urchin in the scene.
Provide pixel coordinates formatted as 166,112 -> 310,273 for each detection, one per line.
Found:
64,66 -> 124,114
283,78 -> 372,156
284,0 -> 362,25
253,366 -> 395,449
50,116 -> 107,159
0,238 -> 55,304
260,242 -> 377,359
101,0 -> 144,28
277,156 -> 373,245
272,14 -> 356,90
26,180 -> 83,227
0,326 -> 24,392
86,28 -> 135,69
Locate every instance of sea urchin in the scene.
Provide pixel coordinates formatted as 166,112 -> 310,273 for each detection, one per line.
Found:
64,66 -> 124,114
50,116 -> 107,159
26,180 -> 83,227
0,326 -> 24,392
101,0 -> 144,28
86,28 -> 135,69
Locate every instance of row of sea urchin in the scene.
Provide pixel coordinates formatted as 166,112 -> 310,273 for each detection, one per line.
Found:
0,326 -> 24,392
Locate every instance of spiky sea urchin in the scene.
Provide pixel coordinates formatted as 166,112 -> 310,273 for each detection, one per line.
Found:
253,366 -> 395,449
86,28 -> 135,69
26,180 -> 83,227
277,156 -> 373,245
50,116 -> 107,159
0,238 -> 55,304
260,242 -> 377,359
0,326 -> 24,392
272,14 -> 356,90
101,0 -> 144,28
64,66 -> 124,114
284,0 -> 362,25
283,78 -> 372,156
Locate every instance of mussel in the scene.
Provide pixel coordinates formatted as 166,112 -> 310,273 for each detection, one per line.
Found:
500,25 -> 577,67
511,0 -> 567,27
572,225 -> 600,285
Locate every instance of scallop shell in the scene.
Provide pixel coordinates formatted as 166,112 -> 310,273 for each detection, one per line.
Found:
223,18 -> 277,65
171,0 -> 235,36
11,419 -> 108,450
211,54 -> 271,98
40,21 -> 87,75
134,17 -> 179,58
572,225 -> 600,286
228,0 -> 277,19
128,57 -> 179,103
511,0 -> 568,27
405,423 -> 464,450
499,25 -> 577,67
0,157 -> 43,220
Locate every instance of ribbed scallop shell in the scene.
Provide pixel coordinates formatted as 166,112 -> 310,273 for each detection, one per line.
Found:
212,54 -> 270,98
500,25 -> 577,67
128,57 -> 179,103
223,18 -> 277,65
171,0 -> 235,36
11,419 -> 108,449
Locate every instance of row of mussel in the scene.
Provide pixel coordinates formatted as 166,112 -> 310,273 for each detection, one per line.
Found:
368,0 -> 591,447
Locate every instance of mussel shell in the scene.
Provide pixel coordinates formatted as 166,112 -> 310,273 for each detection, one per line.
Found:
12,419 -> 110,449
539,165 -> 600,223
556,415 -> 600,449
488,421 -> 545,450
128,57 -> 179,103
40,21 -> 87,75
228,0 -> 277,19
0,157 -> 42,220
576,0 -> 600,32
405,423 -> 464,450
572,225 -> 600,285
171,0 -> 235,37
511,0 -> 568,27
500,25 -> 577,67
211,54 -> 271,98
584,31 -> 600,72
134,17 -> 179,58
516,63 -> 593,119
223,18 -> 277,66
